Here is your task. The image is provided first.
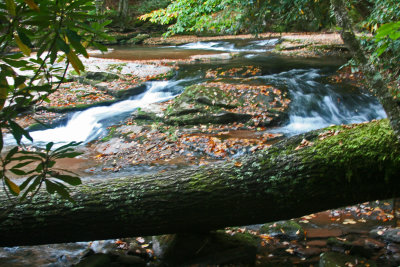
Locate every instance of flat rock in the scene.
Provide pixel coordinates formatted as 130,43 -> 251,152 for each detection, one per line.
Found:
116,125 -> 143,135
306,240 -> 327,247
306,228 -> 343,239
295,246 -> 322,258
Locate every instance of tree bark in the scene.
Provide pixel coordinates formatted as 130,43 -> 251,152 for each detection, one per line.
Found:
330,0 -> 400,139
0,120 -> 399,247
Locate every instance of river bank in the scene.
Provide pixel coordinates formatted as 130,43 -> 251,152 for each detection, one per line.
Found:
3,33 -> 398,267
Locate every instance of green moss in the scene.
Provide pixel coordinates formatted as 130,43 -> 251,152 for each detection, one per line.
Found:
300,119 -> 400,181
101,127 -> 117,142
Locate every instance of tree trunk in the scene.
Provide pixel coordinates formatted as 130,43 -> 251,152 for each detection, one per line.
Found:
330,0 -> 400,139
1,120 -> 400,247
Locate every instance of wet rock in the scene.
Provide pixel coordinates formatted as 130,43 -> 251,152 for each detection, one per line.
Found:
387,243 -> 400,254
307,240 -> 328,247
166,111 -> 252,125
370,227 -> 400,243
131,103 -> 165,122
306,228 -> 343,239
116,125 -> 144,135
319,252 -> 377,267
164,82 -> 290,127
152,231 -> 258,266
85,71 -> 120,82
74,253 -> 112,267
295,246 -> 323,258
95,138 -> 137,155
327,237 -> 376,258
260,220 -> 305,241
94,82 -> 109,91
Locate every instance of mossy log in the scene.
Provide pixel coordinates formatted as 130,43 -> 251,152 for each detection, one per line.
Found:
1,120 -> 400,247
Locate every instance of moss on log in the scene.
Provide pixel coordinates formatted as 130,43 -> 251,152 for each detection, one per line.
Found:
0,120 -> 399,247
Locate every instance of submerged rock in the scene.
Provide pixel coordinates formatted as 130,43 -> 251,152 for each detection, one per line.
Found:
319,252 -> 377,267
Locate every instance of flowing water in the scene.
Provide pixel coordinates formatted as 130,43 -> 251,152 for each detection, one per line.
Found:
0,39 -> 389,266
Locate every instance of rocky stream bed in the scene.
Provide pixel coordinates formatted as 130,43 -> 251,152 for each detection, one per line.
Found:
2,34 -> 399,266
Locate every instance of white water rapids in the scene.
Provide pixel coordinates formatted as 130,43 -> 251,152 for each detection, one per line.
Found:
26,80 -> 185,146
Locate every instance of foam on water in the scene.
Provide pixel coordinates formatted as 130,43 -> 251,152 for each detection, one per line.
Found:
25,80 -> 187,147
178,39 -> 279,53
260,69 -> 387,135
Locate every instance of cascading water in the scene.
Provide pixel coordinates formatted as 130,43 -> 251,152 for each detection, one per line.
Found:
258,68 -> 387,135
0,38 -> 391,267
178,39 -> 279,52
26,79 -> 190,146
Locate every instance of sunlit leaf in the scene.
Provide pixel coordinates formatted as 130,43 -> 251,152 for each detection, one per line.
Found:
15,35 -> 31,56
66,50 -> 84,74
4,177 -> 20,195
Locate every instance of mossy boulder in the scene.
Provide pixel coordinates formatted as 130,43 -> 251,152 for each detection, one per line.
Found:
260,220 -> 305,241
152,231 -> 259,266
85,71 -> 120,82
164,82 -> 290,126
319,252 -> 377,267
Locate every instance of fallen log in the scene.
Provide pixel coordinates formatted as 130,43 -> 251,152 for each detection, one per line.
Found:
1,119 -> 399,247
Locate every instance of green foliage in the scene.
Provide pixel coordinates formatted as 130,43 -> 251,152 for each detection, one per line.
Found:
140,0 -> 245,36
0,0 -> 110,205
131,0 -> 171,16
1,142 -> 83,202
140,0 -> 335,36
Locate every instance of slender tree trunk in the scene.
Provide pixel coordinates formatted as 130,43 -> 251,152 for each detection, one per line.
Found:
330,0 -> 400,139
0,120 -> 399,247
118,0 -> 129,30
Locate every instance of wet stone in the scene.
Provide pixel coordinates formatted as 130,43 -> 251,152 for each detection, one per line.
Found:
370,227 -> 400,243
319,252 -> 377,267
116,125 -> 144,135
306,228 -> 343,239
294,246 -> 322,258
306,240 -> 327,247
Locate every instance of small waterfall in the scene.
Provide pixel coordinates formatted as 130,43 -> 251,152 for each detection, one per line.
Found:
27,80 -> 187,146
260,69 -> 387,135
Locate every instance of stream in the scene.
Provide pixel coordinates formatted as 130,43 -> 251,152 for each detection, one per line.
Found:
0,38 -> 391,266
